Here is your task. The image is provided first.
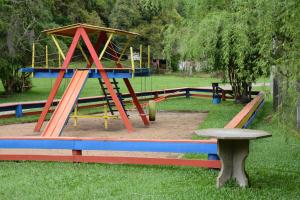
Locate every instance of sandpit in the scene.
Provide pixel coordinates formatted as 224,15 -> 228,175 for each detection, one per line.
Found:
0,111 -> 208,158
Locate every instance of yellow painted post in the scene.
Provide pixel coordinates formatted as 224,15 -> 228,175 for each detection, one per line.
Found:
32,42 -> 35,68
147,45 -> 151,68
51,35 -> 66,60
45,45 -> 48,68
117,36 -> 133,63
104,105 -> 108,129
73,105 -> 78,126
98,33 -> 113,61
77,44 -> 90,65
31,42 -> 35,78
140,44 -> 142,68
130,47 -> 135,79
58,53 -> 61,68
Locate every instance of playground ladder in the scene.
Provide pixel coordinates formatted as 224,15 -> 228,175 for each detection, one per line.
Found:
98,78 -> 129,117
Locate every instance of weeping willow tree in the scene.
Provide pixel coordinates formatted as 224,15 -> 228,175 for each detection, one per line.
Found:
164,0 -> 268,102
163,0 -> 300,128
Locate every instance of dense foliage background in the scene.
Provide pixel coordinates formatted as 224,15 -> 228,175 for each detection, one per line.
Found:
0,0 -> 176,94
0,0 -> 299,128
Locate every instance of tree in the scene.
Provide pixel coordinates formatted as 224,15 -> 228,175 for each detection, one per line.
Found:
110,0 -> 180,60
0,0 -> 108,94
0,0 -> 53,94
51,0 -> 105,26
109,0 -> 142,30
163,0 -> 268,102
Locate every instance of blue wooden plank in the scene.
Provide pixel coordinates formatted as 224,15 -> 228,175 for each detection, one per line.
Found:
243,99 -> 265,128
0,139 -> 217,154
0,140 -> 75,149
76,140 -> 217,154
189,88 -> 212,93
20,68 -> 150,79
0,105 -> 17,112
208,154 -> 219,160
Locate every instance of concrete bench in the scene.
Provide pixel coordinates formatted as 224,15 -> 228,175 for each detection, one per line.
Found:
195,128 -> 271,188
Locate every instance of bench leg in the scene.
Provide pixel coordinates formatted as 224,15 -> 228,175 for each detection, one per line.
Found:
217,139 -> 249,188
232,140 -> 249,187
217,140 -> 233,188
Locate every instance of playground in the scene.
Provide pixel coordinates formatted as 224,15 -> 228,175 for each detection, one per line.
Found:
1,93 -> 300,199
0,22 -> 299,199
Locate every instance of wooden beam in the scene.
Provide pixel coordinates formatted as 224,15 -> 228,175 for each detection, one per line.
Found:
0,154 -> 221,169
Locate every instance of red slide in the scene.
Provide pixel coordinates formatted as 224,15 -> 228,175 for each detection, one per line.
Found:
42,70 -> 89,137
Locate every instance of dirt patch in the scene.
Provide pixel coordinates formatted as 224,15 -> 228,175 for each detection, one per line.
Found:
0,111 -> 208,158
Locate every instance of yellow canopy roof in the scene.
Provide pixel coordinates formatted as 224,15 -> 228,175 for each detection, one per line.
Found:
43,23 -> 140,37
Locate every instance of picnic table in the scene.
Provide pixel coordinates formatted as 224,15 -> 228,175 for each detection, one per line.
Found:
195,128 -> 271,188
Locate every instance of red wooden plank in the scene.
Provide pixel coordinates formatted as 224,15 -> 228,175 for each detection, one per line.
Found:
34,28 -> 82,132
80,156 -> 221,168
99,32 -> 150,126
34,71 -> 65,132
225,92 -> 264,128
42,70 -> 89,137
190,94 -> 212,98
86,32 -> 104,68
123,77 -> 150,126
0,154 -> 220,169
0,113 -> 16,118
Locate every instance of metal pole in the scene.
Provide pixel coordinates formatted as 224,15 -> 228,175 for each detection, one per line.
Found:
45,45 -> 48,68
77,43 -> 90,65
148,45 -> 150,68
130,47 -> 135,79
140,44 -> 142,68
32,42 -> 35,68
117,36 -> 132,63
51,35 -> 66,60
58,53 -> 61,68
98,33 -> 113,61
31,42 -> 35,78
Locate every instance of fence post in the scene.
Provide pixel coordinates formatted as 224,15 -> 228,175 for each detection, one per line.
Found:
273,74 -> 281,111
15,104 -> 23,118
185,89 -> 190,98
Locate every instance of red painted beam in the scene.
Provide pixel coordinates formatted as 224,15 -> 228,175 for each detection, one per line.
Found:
79,28 -> 134,132
103,34 -> 150,126
123,77 -> 150,126
225,92 -> 264,128
86,32 -> 104,68
34,28 -> 82,132
190,94 -> 212,98
0,154 -> 221,169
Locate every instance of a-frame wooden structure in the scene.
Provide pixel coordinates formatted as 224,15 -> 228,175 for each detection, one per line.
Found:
34,24 -> 149,135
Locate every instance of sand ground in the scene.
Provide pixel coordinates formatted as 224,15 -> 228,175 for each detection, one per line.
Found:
0,111 -> 207,158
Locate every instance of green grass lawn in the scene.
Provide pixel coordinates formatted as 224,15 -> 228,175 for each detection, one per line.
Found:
1,74 -> 299,199
0,97 -> 299,199
0,74 -> 221,104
